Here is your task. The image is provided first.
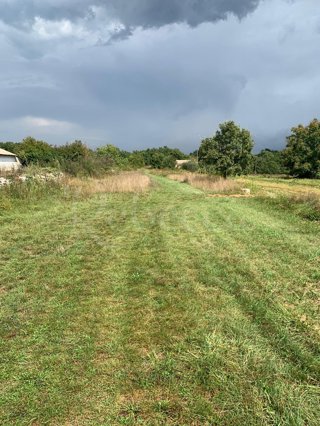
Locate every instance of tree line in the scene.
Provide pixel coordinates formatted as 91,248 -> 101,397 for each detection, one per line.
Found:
0,137 -> 187,176
0,118 -> 319,178
198,118 -> 320,178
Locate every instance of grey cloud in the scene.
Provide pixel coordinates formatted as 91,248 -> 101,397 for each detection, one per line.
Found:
255,130 -> 289,153
0,0 -> 262,29
106,27 -> 134,45
0,1 -> 93,26
0,0 -> 319,154
106,0 -> 261,28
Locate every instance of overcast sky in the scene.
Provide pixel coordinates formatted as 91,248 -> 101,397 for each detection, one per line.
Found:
0,0 -> 319,152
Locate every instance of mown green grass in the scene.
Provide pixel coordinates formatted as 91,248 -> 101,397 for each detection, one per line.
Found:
1,176 -> 319,425
238,176 -> 320,194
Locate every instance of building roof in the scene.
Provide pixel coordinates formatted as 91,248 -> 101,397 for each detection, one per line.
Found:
0,148 -> 16,157
175,160 -> 191,164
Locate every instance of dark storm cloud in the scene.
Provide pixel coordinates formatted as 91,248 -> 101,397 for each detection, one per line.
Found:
0,0 -> 319,152
0,0 -> 261,28
106,0 -> 261,28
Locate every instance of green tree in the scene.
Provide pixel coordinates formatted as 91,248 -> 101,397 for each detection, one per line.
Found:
138,146 -> 186,169
0,141 -> 21,155
17,137 -> 56,166
57,140 -> 90,162
254,149 -> 287,175
128,152 -> 145,168
181,161 -> 199,172
284,119 -> 320,178
97,144 -> 130,168
198,121 -> 254,177
56,141 -> 102,176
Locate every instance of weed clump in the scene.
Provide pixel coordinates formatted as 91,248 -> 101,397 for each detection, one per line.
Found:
258,192 -> 320,221
0,171 -> 152,214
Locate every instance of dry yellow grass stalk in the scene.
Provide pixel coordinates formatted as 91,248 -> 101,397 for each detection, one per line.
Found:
65,172 -> 151,195
168,173 -> 241,193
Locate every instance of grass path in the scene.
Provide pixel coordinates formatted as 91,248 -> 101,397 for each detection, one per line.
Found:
238,176 -> 320,196
1,176 -> 319,425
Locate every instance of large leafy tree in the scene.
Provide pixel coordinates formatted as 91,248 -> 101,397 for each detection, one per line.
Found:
17,137 -> 56,166
284,119 -> 320,178
198,121 -> 254,177
254,149 -> 287,175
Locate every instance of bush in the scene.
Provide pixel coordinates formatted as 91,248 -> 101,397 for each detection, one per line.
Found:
138,146 -> 187,169
18,137 -> 57,166
181,161 -> 199,172
57,141 -> 114,177
0,178 -> 63,214
60,156 -> 108,177
254,149 -> 287,175
96,144 -> 130,169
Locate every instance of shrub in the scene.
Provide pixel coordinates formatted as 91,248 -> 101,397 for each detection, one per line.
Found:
0,178 -> 63,214
96,144 -> 130,169
181,161 -> 199,172
254,149 -> 287,175
138,146 -> 187,169
16,137 -> 56,166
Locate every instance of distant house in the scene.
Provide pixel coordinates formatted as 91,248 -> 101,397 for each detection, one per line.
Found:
175,159 -> 191,169
0,148 -> 21,172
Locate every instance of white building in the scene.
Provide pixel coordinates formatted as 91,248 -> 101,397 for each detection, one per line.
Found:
175,159 -> 192,169
0,148 -> 21,172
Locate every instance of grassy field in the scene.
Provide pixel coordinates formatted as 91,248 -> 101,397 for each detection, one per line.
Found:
0,174 -> 319,425
238,176 -> 320,196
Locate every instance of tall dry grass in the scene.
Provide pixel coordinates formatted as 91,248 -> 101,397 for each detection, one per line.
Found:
168,173 -> 241,194
281,192 -> 320,220
65,172 -> 151,196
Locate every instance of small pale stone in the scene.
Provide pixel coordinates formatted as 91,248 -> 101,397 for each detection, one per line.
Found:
300,315 -> 307,323
241,188 -> 251,195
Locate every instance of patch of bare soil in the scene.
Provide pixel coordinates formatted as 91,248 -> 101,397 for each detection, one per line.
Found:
208,194 -> 254,198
